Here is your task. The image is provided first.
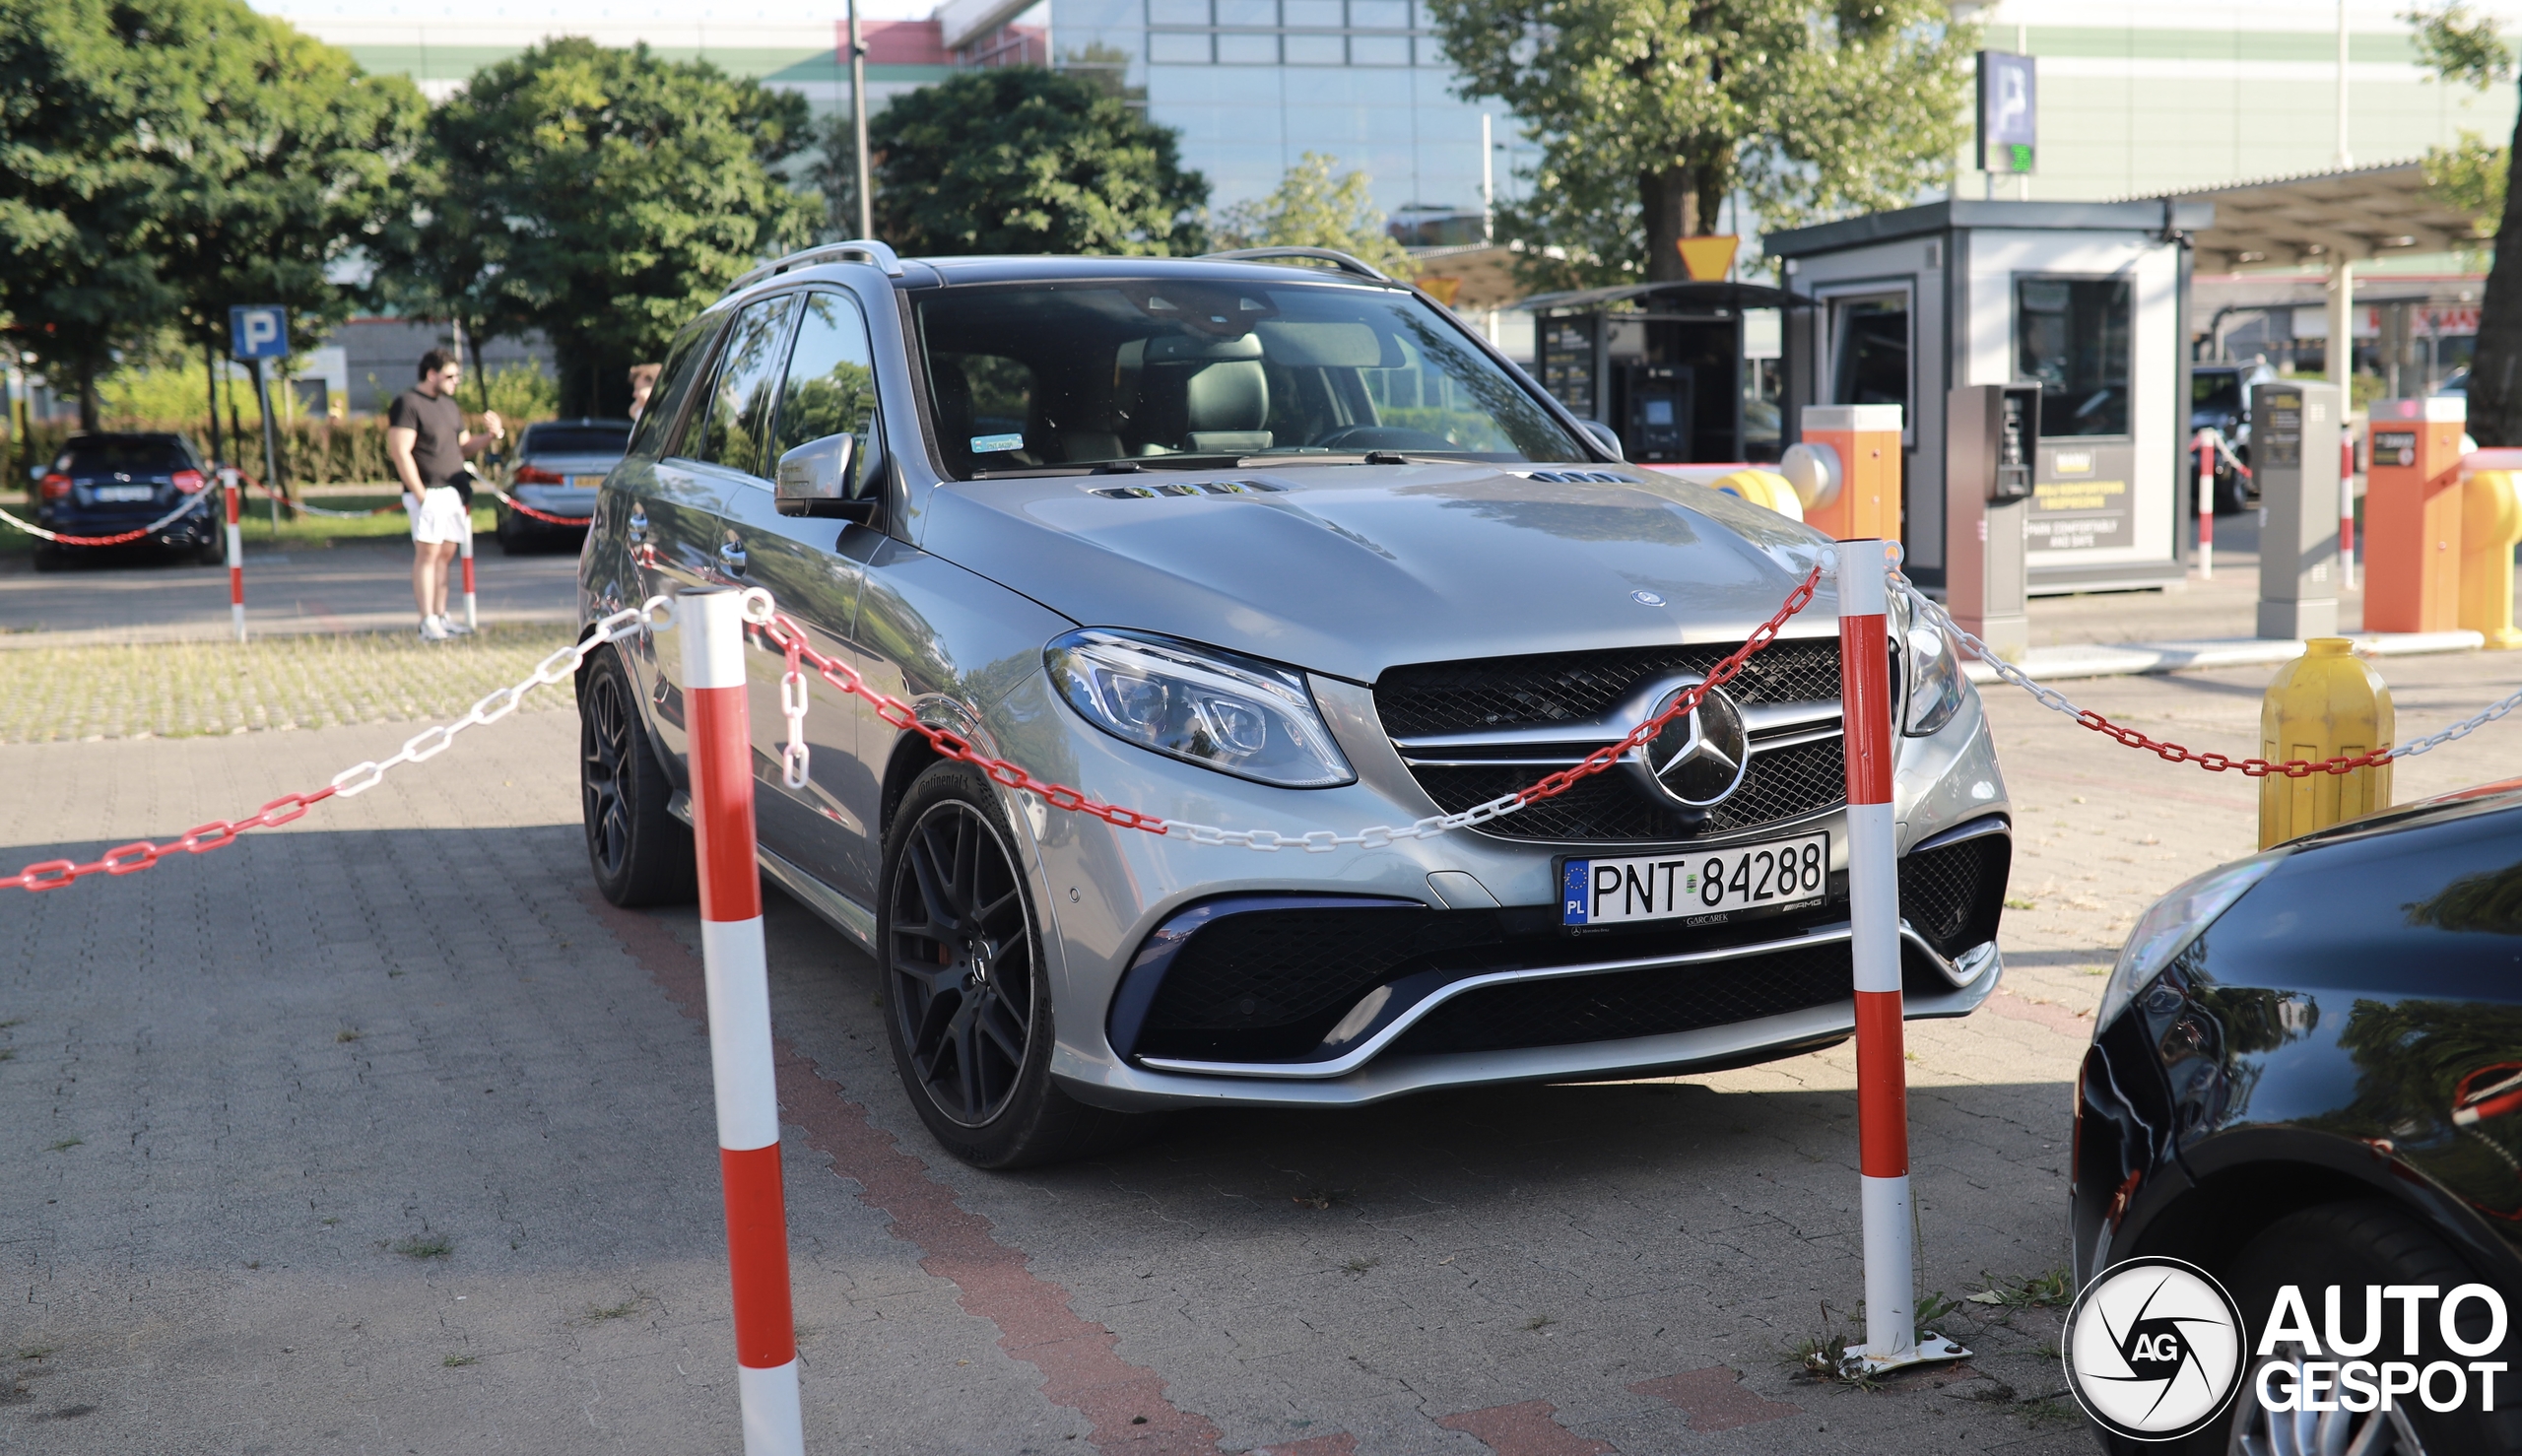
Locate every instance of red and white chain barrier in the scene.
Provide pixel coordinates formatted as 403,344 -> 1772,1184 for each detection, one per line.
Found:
689,590 -> 805,1456
489,487 -> 594,527
0,490 -> 214,547
1899,579 -> 2522,775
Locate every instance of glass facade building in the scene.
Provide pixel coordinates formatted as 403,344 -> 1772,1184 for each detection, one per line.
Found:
1050,0 -> 1521,221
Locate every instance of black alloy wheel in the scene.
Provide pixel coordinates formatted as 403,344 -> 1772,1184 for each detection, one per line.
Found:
877,762 -> 1151,1168
887,793 -> 1036,1127
577,645 -> 696,906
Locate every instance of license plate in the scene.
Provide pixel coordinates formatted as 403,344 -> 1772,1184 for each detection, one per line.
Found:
95,485 -> 154,502
1560,832 -> 1830,930
570,475 -> 606,490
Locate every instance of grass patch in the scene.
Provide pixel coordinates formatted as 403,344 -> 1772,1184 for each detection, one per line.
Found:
0,1050 -> 15,1062
1341,1257 -> 1378,1275
442,1353 -> 477,1367
584,1296 -> 644,1322
2002,896 -> 2038,910
392,1234 -> 453,1260
1785,1303 -> 1881,1390
1966,1267 -> 2074,1310
16,1347 -> 51,1361
0,623 -> 577,743
1915,1291 -> 1961,1327
335,1029 -> 363,1043
1522,1313 -> 1557,1332
45,1138 -> 81,1153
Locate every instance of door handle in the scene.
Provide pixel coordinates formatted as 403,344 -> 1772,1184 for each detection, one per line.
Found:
718,538 -> 748,574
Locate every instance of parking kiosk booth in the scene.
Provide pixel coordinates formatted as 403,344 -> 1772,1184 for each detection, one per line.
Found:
1762,199 -> 2211,591
1515,282 -> 1806,466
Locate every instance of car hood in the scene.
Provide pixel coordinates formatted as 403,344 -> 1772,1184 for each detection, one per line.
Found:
920,461 -> 1841,683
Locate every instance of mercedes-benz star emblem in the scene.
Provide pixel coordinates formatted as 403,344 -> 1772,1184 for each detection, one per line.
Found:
1630,682 -> 1751,809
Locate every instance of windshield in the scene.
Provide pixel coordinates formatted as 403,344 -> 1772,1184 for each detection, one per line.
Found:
523,424 -> 631,455
63,436 -> 193,474
912,280 -> 1582,478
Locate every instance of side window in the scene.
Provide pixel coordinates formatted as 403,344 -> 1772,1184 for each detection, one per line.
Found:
632,314 -> 720,460
697,295 -> 799,479
772,291 -> 882,493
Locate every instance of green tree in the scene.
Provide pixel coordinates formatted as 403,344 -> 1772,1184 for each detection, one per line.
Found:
399,39 -> 819,417
870,67 -> 1208,256
1425,0 -> 1977,288
1213,153 -> 1415,275
0,0 -> 417,432
2408,2 -> 2522,441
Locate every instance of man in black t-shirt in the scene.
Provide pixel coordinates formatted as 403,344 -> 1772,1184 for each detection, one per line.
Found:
386,349 -> 503,640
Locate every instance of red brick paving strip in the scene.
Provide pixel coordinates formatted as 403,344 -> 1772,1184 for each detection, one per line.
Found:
1626,1365 -> 1798,1431
591,895 -> 1243,1453
1436,1400 -> 1615,1455
1247,1435 -> 1358,1455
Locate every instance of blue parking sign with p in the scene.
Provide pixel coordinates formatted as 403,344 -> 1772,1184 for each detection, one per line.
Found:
229,305 -> 288,361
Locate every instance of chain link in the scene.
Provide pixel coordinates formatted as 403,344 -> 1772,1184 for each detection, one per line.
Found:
6,603 -> 657,893
1899,577 -> 2522,777
488,487 -> 594,527
757,564 -> 1825,851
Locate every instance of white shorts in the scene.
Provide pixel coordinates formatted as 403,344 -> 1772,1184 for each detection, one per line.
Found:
407,486 -> 469,545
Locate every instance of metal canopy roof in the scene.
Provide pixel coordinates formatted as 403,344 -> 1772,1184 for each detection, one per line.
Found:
2129,161 -> 2485,272
1513,279 -> 1800,314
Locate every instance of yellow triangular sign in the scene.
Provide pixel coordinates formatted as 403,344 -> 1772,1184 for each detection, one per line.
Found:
1677,234 -> 1740,282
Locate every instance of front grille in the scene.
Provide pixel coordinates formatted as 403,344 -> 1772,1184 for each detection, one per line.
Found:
1898,829 -> 2011,957
1374,637 -> 1843,739
1405,735 -> 1846,844
1386,942 -> 1853,1057
1129,899 -> 1845,1063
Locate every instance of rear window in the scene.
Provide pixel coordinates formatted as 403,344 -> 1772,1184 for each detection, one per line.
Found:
63,436 -> 192,474
523,424 -> 632,455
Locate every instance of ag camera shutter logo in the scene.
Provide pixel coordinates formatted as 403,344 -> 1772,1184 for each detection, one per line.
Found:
2062,1257 -> 2246,1440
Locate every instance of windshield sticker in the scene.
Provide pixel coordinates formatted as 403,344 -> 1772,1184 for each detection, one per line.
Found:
970,432 -> 1026,454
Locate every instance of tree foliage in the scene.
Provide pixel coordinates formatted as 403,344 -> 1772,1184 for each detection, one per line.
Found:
2410,3 -> 2522,443
1425,0 -> 1976,288
2423,130 -> 2507,242
377,39 -> 819,417
1212,153 -> 1415,274
869,68 -> 1209,256
0,0 -> 419,428
2406,1 -> 2515,90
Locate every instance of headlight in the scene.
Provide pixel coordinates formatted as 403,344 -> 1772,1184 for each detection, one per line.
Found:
1046,630 -> 1356,789
2095,853 -> 2286,1026
1902,623 -> 1965,737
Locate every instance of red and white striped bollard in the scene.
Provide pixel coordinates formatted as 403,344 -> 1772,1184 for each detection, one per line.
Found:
459,515 -> 478,631
222,467 -> 246,643
1835,540 -> 1965,1373
2195,429 -> 2216,580
680,587 -> 805,1455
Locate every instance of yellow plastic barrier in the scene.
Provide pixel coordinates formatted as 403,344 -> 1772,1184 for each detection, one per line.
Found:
2460,469 -> 2522,650
1710,468 -> 1805,524
2259,638 -> 2394,849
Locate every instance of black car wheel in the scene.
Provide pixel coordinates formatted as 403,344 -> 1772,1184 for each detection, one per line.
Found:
578,644 -> 696,906
2207,1200 -> 2517,1455
878,761 -> 1147,1168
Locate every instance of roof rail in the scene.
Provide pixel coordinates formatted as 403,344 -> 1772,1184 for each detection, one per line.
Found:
726,239 -> 905,294
1201,246 -> 1396,284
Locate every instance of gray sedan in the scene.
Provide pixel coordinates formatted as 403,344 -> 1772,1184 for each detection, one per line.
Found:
574,243 -> 2012,1167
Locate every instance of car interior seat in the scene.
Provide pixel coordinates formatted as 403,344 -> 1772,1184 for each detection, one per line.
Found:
1134,334 -> 1274,455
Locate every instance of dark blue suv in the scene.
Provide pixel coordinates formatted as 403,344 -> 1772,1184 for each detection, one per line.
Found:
33,432 -> 221,569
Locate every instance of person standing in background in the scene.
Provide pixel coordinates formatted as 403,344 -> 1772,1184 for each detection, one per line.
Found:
629,363 -> 662,422
386,349 -> 503,641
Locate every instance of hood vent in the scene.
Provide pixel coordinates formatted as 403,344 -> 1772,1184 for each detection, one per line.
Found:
1522,469 -> 1631,484
1090,479 -> 1289,499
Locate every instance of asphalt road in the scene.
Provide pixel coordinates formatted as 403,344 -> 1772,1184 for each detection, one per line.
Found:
7,636 -> 2521,1453
0,539 -> 580,648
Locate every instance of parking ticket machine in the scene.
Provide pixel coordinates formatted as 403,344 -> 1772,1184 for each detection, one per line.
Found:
1944,384 -> 2039,656
2363,396 -> 2467,633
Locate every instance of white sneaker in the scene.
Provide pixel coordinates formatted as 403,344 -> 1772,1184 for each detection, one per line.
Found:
419,617 -> 450,641
443,616 -> 475,636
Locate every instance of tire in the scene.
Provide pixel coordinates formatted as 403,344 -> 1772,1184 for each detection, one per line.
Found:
877,761 -> 1151,1169
2158,1199 -> 2522,1455
495,510 -> 520,555
578,644 -> 697,907
2215,470 -> 2252,516
194,539 -> 226,565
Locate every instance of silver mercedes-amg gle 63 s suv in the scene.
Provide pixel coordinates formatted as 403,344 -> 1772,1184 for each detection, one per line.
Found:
575,241 -> 2011,1166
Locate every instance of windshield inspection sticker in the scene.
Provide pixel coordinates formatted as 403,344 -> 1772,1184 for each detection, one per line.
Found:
970,432 -> 1026,454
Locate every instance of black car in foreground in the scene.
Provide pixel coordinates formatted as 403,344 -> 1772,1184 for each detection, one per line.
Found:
2077,781 -> 2522,1452
32,432 -> 220,568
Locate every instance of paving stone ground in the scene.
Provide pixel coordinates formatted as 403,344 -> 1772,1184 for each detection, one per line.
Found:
5,632 -> 2520,1453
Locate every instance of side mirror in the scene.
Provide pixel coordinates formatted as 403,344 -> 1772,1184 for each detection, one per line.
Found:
774,432 -> 875,521
1577,419 -> 1626,461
